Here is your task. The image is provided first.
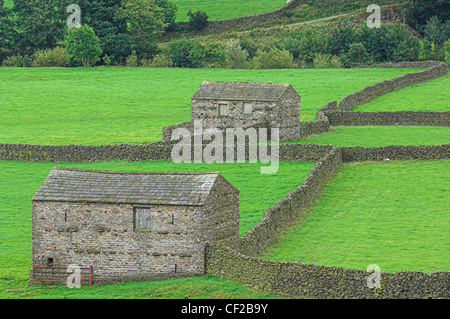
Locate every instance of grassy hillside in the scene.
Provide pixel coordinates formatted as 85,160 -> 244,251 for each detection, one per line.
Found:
173,0 -> 287,22
261,160 -> 450,273
0,160 -> 313,298
0,67 -> 421,145
353,73 -> 450,112
292,126 -> 450,147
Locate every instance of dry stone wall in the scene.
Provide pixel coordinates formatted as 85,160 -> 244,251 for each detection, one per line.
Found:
238,147 -> 343,256
206,244 -> 450,299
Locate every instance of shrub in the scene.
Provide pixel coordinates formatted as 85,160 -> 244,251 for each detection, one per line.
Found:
32,47 -> 70,67
102,54 -> 111,66
225,39 -> 249,69
252,48 -> 294,69
2,55 -> 24,67
341,43 -> 373,67
0,48 -> 12,65
126,50 -> 139,67
169,38 -> 195,67
64,25 -> 102,67
312,53 -> 342,68
445,40 -> 450,67
150,53 -> 173,67
187,10 -> 209,31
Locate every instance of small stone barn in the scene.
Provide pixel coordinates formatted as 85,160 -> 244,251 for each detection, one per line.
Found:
191,81 -> 301,141
30,167 -> 239,285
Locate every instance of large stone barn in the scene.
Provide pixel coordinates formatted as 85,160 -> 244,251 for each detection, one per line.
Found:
30,167 -> 240,285
163,81 -> 301,142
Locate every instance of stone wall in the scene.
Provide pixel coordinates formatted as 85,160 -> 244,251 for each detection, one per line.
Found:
206,244 -> 450,299
325,110 -> 450,126
341,144 -> 450,162
238,147 -> 343,256
31,201 -> 208,284
176,0 -> 306,32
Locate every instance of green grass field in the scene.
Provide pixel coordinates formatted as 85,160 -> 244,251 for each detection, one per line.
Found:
173,0 -> 286,22
0,160 -> 313,298
261,160 -> 450,273
353,73 -> 450,112
0,67 -> 421,145
292,126 -> 450,147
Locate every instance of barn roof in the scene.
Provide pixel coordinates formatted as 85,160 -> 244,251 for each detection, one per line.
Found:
32,168 -> 234,206
191,81 -> 292,102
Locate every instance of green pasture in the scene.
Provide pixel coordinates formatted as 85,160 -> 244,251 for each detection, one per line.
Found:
353,73 -> 450,112
0,67 -> 421,145
261,160 -> 450,273
172,0 -> 286,22
0,160 -> 313,298
292,126 -> 450,147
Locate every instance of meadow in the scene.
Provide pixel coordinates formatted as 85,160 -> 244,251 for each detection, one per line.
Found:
0,160 -> 314,298
353,73 -> 450,112
0,67 -> 422,146
261,160 -> 450,273
292,126 -> 450,147
173,0 -> 286,22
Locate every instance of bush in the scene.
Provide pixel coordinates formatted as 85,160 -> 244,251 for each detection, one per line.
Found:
225,39 -> 249,69
169,38 -> 196,68
312,53 -> 342,68
252,48 -> 295,69
341,43 -> 373,67
64,25 -> 102,67
150,53 -> 173,67
126,50 -> 139,67
0,48 -> 12,65
187,10 -> 209,31
2,55 -> 24,67
32,47 -> 70,67
445,40 -> 450,67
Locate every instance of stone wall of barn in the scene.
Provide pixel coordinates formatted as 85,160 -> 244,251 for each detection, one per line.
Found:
30,201 -> 208,285
201,175 -> 240,249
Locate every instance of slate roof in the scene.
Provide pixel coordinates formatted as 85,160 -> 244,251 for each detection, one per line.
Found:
32,168 -> 228,206
191,81 -> 292,102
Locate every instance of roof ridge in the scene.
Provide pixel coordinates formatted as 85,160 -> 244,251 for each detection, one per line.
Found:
50,167 -> 221,176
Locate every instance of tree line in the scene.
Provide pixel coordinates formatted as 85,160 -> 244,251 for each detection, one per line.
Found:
0,0 -> 448,68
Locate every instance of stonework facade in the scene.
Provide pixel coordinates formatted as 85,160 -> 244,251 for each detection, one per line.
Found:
191,81 -> 301,141
30,168 -> 239,285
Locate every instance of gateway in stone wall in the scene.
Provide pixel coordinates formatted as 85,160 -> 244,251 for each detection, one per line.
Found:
30,167 -> 239,285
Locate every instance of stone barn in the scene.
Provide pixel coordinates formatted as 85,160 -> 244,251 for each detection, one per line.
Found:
163,81 -> 301,142
30,167 -> 240,285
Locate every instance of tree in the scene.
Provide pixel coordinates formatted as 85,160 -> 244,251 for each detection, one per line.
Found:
224,39 -> 249,69
0,0 -> 16,51
154,0 -> 178,31
76,0 -> 129,64
169,38 -> 195,67
341,43 -> 373,67
13,0 -> 71,55
423,16 -> 450,46
187,10 -> 209,31
116,0 -> 167,59
64,25 -> 103,66
402,0 -> 450,33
